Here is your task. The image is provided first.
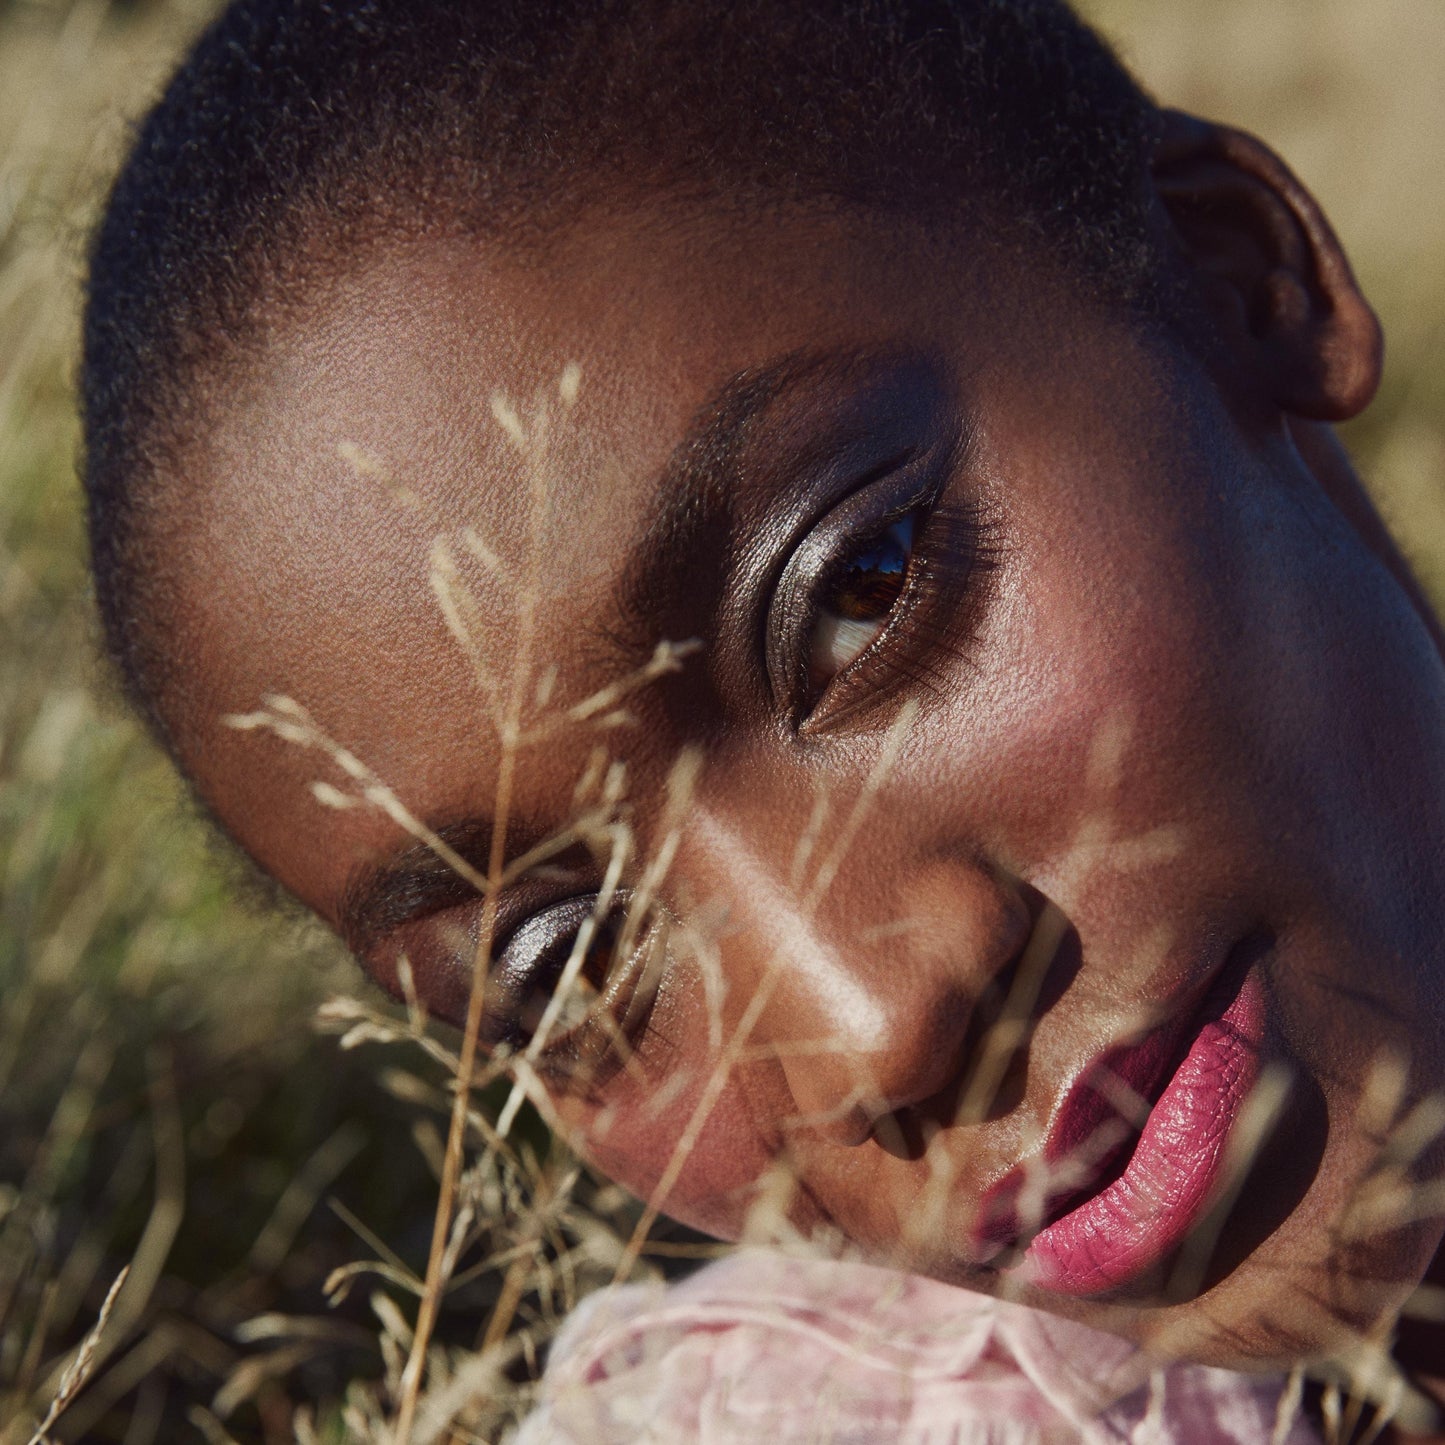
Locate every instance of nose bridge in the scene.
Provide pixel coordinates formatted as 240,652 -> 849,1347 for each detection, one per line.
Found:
687,801 -> 892,1040
675,795 -> 1029,1144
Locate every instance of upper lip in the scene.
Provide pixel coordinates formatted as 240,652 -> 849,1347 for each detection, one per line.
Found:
970,936 -> 1256,1260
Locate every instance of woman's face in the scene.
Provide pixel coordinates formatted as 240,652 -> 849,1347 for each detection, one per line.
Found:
164,190 -> 1445,1367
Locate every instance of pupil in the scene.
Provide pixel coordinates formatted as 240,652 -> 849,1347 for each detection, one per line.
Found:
831,515 -> 914,621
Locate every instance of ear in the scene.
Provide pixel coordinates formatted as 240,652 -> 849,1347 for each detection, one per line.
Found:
1152,109 -> 1382,421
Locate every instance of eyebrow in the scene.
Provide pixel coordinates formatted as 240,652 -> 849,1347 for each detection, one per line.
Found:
339,346 -> 897,958
606,347 -> 868,664
339,816 -> 496,958
339,814 -> 592,961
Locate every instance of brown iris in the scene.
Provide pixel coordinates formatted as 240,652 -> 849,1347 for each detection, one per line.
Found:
808,513 -> 917,689
827,515 -> 914,621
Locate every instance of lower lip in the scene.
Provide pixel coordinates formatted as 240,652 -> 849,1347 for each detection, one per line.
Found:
1019,968 -> 1267,1297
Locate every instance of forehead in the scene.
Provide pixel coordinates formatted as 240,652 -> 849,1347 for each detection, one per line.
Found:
165,205 -> 1061,911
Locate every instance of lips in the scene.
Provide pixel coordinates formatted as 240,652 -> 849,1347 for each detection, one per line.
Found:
975,956 -> 1267,1297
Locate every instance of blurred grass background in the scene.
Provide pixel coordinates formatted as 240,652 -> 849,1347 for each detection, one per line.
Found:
0,0 -> 1441,1439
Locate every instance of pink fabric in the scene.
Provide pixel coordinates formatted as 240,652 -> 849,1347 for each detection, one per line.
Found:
517,1251 -> 1319,1444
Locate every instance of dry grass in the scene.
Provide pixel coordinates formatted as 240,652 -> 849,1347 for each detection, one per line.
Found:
0,13 -> 467,1439
2,1 -> 1445,1441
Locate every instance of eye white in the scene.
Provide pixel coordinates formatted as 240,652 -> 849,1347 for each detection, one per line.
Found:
810,613 -> 886,678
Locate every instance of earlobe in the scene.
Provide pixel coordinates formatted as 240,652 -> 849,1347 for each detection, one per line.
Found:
1152,109 -> 1382,422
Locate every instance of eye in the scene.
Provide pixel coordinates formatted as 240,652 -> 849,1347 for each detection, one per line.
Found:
501,900 -> 623,1042
763,433 -> 994,728
486,895 -> 665,1085
809,512 -> 917,687
766,454 -> 947,715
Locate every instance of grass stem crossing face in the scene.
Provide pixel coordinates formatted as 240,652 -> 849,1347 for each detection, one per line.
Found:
169,198 -> 1445,1371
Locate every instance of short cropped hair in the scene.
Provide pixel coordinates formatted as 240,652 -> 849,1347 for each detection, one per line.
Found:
81,0 -> 1161,740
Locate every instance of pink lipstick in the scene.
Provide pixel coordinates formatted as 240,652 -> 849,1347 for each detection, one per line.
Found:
1019,967 -> 1267,1296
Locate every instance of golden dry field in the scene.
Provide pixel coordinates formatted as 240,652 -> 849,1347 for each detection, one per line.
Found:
0,1 -> 1441,1440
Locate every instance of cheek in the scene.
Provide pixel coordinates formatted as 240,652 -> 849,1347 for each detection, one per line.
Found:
941,520 -> 1248,886
557,1056 -> 780,1241
961,358 -> 1261,826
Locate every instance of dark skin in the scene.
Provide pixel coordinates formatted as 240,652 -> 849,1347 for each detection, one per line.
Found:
152,113 -> 1445,1417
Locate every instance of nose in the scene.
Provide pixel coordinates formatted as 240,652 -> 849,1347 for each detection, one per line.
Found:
681,806 -> 1033,1149
777,862 -> 1034,1147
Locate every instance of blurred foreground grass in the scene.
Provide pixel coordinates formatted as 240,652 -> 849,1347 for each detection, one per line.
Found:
1,11 -> 460,1439
0,0 -> 1442,1440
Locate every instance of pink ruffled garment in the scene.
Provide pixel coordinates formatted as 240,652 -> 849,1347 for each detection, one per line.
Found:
516,1250 -> 1319,1444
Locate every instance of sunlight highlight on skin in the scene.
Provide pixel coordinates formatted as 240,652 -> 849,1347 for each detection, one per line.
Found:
688,804 -> 892,1049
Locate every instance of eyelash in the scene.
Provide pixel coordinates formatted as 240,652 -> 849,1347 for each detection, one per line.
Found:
392,444 -> 993,1080
434,895 -> 667,1095
792,477 -> 999,729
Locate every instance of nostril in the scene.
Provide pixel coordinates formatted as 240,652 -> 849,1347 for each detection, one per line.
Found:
881,894 -> 1080,1140
775,868 -> 1058,1149
947,897 -> 1080,1128
872,1108 -> 937,1161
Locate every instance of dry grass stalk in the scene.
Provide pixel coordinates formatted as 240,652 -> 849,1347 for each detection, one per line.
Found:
218,344 -> 1445,1441
24,1265 -> 128,1445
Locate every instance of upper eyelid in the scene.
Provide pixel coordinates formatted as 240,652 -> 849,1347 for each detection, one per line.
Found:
495,894 -> 601,976
814,463 -> 945,582
760,409 -> 971,609
348,893 -> 543,1034
387,893 -> 601,1040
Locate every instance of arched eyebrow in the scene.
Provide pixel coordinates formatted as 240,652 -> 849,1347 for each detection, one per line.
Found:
335,360 -> 822,957
606,346 -> 897,665
339,817 -> 495,957
338,814 -> 580,962
335,358 -> 826,958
